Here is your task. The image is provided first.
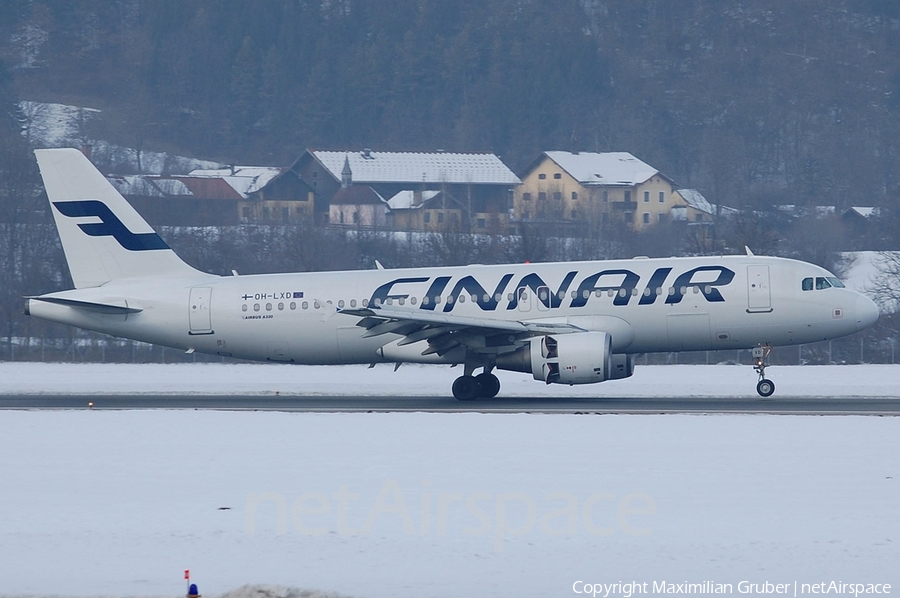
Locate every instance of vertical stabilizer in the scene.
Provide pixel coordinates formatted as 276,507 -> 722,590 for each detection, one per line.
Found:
35,148 -> 206,288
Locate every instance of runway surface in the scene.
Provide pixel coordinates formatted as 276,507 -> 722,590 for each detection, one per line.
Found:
1,394 -> 899,414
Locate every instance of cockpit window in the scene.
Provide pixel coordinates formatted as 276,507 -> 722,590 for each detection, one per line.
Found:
815,277 -> 832,290
827,277 -> 845,288
802,277 -> 813,291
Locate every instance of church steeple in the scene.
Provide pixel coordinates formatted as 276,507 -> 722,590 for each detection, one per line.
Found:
341,154 -> 352,188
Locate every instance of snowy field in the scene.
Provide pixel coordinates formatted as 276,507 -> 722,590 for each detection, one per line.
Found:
1,363 -> 899,598
0,361 -> 898,398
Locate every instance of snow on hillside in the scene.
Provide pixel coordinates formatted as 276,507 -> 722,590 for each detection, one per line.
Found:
18,100 -> 223,174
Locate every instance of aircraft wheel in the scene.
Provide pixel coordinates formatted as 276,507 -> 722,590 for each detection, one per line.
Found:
452,375 -> 479,401
474,372 -> 501,398
756,379 -> 775,397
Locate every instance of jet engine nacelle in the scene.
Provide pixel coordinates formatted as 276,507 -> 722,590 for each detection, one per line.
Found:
529,331 -> 612,385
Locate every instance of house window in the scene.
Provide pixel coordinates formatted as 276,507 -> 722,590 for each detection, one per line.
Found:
553,192 -> 562,201
571,191 -> 578,200
538,173 -> 546,180
523,192 -> 532,201
353,211 -> 360,223
438,212 -> 445,224
643,212 -> 650,224
263,207 -> 270,219
644,191 -> 650,203
282,207 -> 289,221
602,190 -> 609,203
695,213 -> 704,222
538,192 -> 547,201
571,210 -> 577,219
312,170 -> 318,178
477,217 -> 486,228
241,206 -> 251,219
624,191 -> 631,203
659,191 -> 665,203
658,213 -> 665,223
523,210 -> 530,219
624,212 -> 633,224
339,212 -> 344,223
424,212 -> 431,223
553,173 -> 562,179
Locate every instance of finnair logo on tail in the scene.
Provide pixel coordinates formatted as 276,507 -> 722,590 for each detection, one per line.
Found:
53,200 -> 169,251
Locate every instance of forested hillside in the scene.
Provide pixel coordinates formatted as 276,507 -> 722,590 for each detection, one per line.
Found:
2,0 -> 898,212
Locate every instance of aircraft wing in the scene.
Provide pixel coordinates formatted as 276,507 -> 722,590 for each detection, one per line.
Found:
338,306 -> 584,357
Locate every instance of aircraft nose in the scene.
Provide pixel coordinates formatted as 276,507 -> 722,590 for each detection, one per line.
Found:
854,294 -> 880,332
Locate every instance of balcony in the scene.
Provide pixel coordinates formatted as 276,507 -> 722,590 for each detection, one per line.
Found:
612,201 -> 637,210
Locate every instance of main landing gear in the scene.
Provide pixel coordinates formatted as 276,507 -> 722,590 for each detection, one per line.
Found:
752,344 -> 775,397
452,364 -> 501,401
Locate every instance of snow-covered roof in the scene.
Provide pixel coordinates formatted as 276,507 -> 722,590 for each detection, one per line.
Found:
386,190 -> 441,210
188,167 -> 284,196
541,151 -> 663,186
844,206 -> 879,218
311,150 -> 520,185
107,175 -> 192,197
676,189 -> 713,214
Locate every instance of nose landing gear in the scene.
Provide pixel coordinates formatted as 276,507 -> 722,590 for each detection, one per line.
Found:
752,344 -> 775,397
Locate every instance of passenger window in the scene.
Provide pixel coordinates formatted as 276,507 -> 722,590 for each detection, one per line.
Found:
815,277 -> 832,290
802,278 -> 813,291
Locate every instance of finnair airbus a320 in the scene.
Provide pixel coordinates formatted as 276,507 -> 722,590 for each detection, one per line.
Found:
26,149 -> 879,399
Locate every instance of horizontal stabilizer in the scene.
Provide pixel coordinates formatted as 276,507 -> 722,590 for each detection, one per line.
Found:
26,296 -> 143,315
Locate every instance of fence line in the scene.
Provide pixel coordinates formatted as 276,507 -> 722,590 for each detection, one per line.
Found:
2,335 -> 897,365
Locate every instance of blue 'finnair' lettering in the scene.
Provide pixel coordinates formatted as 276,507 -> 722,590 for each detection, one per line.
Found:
367,265 -> 737,313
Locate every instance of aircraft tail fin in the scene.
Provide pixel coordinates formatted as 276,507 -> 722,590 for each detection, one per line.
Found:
35,148 -> 205,289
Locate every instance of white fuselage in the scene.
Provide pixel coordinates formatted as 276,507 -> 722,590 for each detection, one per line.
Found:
28,255 -> 877,365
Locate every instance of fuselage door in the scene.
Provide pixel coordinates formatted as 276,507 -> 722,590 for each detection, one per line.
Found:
746,265 -> 772,312
189,286 -> 214,335
536,286 -> 551,312
517,286 -> 531,312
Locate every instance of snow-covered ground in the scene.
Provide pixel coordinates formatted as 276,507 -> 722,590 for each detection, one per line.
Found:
0,362 -> 898,398
1,363 -> 898,598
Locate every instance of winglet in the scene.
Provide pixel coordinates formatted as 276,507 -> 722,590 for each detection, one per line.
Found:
375,260 -> 385,270
745,246 -> 755,256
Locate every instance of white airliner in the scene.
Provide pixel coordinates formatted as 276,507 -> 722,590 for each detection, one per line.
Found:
26,148 -> 879,399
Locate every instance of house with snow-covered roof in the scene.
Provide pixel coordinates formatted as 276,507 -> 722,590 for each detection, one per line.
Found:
514,151 -> 711,231
291,149 -> 520,231
107,165 -> 314,225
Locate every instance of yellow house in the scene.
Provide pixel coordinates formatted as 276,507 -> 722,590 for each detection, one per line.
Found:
514,151 -> 682,230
